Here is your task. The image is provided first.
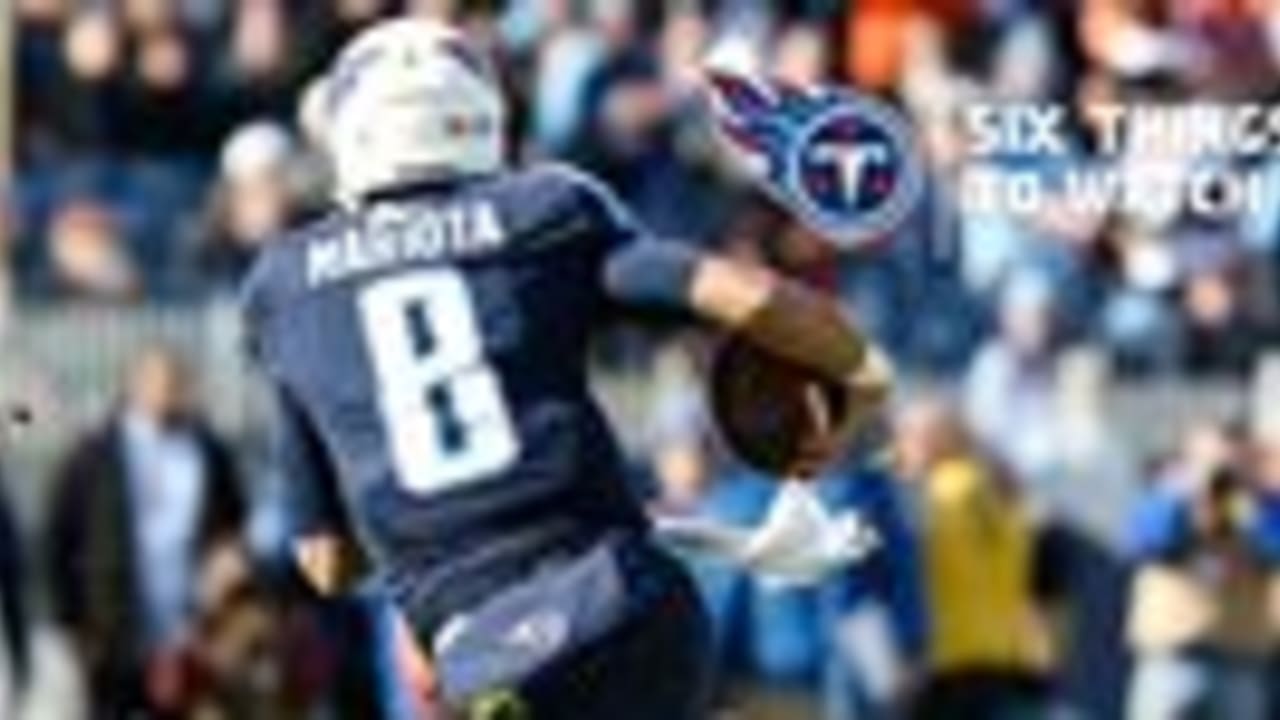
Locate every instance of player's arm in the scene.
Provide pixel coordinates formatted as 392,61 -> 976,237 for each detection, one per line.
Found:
244,259 -> 365,597
691,253 -> 891,397
272,385 -> 366,596
605,241 -> 892,397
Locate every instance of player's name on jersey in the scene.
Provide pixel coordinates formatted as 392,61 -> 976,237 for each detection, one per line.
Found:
309,201 -> 507,286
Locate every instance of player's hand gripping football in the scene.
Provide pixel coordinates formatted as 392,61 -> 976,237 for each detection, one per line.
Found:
711,334 -> 894,481
789,344 -> 894,479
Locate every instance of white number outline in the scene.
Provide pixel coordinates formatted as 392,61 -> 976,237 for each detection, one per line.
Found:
358,269 -> 519,495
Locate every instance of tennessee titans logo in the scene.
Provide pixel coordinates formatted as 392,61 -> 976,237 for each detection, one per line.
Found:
706,70 -> 922,246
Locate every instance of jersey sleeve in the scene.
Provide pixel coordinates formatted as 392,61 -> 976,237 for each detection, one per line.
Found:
567,170 -> 701,311
533,163 -> 637,248
601,239 -> 701,311
272,384 -> 347,537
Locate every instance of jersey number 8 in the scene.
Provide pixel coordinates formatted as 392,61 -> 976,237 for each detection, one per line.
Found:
359,269 -> 519,496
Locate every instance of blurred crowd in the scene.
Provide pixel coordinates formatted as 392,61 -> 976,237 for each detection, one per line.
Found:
3,345 -> 415,719
4,340 -> 1280,719
7,0 -> 1280,377
8,0 -> 1280,718
645,380 -> 1280,720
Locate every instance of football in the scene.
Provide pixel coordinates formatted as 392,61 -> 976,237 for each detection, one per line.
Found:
709,335 -> 851,478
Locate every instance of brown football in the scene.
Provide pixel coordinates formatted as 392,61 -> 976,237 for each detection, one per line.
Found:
709,335 -> 849,478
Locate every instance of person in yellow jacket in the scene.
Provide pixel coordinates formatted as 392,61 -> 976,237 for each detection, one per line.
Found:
893,398 -> 1055,720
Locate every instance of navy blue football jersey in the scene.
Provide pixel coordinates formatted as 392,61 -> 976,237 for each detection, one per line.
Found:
243,164 -> 686,631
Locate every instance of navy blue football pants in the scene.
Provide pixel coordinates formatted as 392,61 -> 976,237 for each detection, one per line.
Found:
508,544 -> 714,720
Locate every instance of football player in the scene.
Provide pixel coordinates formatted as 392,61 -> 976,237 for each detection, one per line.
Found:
242,17 -> 890,719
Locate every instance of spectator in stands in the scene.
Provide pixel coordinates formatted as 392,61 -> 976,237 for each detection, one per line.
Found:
771,23 -> 829,88
15,0 -> 68,159
0,462 -> 30,717
841,0 -> 916,93
1178,248 -> 1264,377
121,0 -> 180,38
217,0 -> 301,126
1097,221 -> 1187,375
44,198 -> 139,301
572,2 -> 720,240
892,397 -> 1057,720
46,345 -> 247,719
529,13 -> 609,156
16,0 -> 68,57
188,121 -> 299,291
964,270 -> 1062,485
1080,0 -> 1279,99
1125,421 -> 1280,720
818,462 -> 927,720
304,0 -> 391,78
119,21 -> 219,159
1247,435 -> 1280,719
33,9 -> 127,160
656,7 -> 706,102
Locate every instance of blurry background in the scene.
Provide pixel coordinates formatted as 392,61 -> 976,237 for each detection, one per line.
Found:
5,0 -> 1280,718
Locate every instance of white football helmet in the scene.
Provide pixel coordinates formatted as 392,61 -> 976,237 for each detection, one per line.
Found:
323,17 -> 506,202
